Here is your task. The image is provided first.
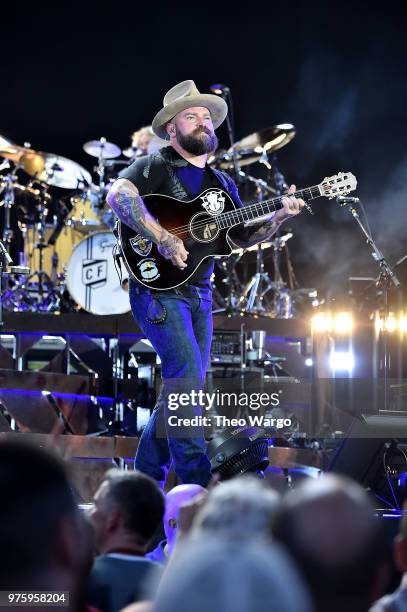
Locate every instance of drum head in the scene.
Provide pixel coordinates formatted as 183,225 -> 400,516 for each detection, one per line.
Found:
66,231 -> 130,315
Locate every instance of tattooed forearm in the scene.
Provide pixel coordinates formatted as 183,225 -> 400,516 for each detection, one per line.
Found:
157,229 -> 183,258
115,192 -> 157,241
247,217 -> 282,244
107,179 -> 189,269
229,186 -> 305,249
229,215 -> 282,249
107,179 -> 160,242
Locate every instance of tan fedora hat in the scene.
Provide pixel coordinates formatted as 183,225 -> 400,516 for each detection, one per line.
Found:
152,80 -> 228,139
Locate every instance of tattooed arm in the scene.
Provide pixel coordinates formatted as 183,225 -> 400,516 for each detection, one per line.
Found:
107,178 -> 188,269
228,184 -> 305,249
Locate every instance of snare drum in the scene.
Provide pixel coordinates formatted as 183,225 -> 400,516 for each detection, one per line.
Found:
66,231 -> 130,315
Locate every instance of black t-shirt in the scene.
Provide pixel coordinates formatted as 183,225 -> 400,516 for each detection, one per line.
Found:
119,148 -> 223,289
174,163 -> 213,198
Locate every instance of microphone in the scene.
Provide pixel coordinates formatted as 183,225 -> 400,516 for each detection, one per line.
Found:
210,83 -> 230,95
336,196 -> 360,204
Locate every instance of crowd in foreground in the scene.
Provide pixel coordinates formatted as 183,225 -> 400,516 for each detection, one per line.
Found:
1,439 -> 407,612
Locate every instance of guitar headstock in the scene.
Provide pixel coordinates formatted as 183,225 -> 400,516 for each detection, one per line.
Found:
319,172 -> 357,199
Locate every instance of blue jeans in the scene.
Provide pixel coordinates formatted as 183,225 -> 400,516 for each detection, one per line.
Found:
129,280 -> 213,487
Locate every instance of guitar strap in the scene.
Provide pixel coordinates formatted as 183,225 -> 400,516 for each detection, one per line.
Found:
210,167 -> 239,199
157,149 -> 190,201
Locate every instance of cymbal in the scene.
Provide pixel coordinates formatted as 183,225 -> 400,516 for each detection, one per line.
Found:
208,149 -> 257,169
37,154 -> 92,189
211,124 -> 296,169
0,143 -> 45,177
83,139 -> 121,159
0,134 -> 12,148
235,123 -> 296,153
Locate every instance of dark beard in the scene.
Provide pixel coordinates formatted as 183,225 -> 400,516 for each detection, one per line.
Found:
176,126 -> 218,155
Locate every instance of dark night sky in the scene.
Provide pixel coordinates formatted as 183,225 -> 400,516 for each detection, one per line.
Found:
2,1 -> 407,300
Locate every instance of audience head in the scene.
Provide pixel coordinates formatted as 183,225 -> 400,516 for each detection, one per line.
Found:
152,538 -> 313,612
272,474 -> 388,612
164,484 -> 205,554
0,439 -> 85,606
192,475 -> 279,541
89,469 -> 164,555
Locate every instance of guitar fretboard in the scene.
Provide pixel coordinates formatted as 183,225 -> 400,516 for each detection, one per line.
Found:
217,185 -> 322,229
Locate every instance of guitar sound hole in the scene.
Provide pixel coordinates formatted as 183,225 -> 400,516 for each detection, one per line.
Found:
189,212 -> 220,243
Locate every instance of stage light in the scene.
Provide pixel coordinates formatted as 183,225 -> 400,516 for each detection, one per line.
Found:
311,312 -> 331,333
305,358 -> 313,367
399,314 -> 407,333
387,314 -> 398,332
333,312 -> 353,334
329,351 -> 354,372
375,312 -> 398,333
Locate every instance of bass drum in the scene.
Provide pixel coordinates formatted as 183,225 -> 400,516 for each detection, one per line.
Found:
66,231 -> 130,315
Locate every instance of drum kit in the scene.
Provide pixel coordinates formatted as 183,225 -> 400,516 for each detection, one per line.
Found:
0,123 -> 316,317
0,134 -> 129,314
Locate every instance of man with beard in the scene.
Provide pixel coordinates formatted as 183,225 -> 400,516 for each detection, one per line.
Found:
107,80 -> 304,487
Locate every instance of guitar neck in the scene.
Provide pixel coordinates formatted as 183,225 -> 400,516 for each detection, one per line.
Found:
218,184 -> 323,229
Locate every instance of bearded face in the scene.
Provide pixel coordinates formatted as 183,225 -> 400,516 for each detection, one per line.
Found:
175,124 -> 218,155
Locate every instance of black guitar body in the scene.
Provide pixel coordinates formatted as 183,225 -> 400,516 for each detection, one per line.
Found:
118,188 -> 238,290
117,172 -> 357,290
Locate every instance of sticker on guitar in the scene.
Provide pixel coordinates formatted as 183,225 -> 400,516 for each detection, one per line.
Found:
130,234 -> 152,257
200,190 -> 225,215
137,258 -> 160,281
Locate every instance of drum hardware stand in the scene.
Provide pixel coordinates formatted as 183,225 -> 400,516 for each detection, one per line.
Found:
0,167 -> 20,252
241,157 -> 295,317
0,166 -> 32,312
212,253 -> 245,315
241,241 -> 277,315
93,137 -> 109,209
338,196 -> 401,412
270,234 -> 296,318
0,239 -> 30,320
284,234 -> 299,292
14,185 -> 61,312
0,239 -> 13,327
238,176 -> 280,316
213,169 -> 277,316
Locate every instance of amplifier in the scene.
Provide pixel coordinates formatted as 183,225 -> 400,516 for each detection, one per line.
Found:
210,330 -> 243,366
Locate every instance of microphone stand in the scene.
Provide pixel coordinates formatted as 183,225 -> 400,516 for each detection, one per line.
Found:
338,197 -> 401,412
270,153 -> 288,196
224,91 -> 241,182
212,86 -> 241,182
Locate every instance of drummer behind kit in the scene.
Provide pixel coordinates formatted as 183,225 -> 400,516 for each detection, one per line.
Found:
0,121 -> 357,318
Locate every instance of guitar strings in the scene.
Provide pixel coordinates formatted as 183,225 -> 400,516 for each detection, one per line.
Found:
167,191 -> 304,237
166,186 -> 322,238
